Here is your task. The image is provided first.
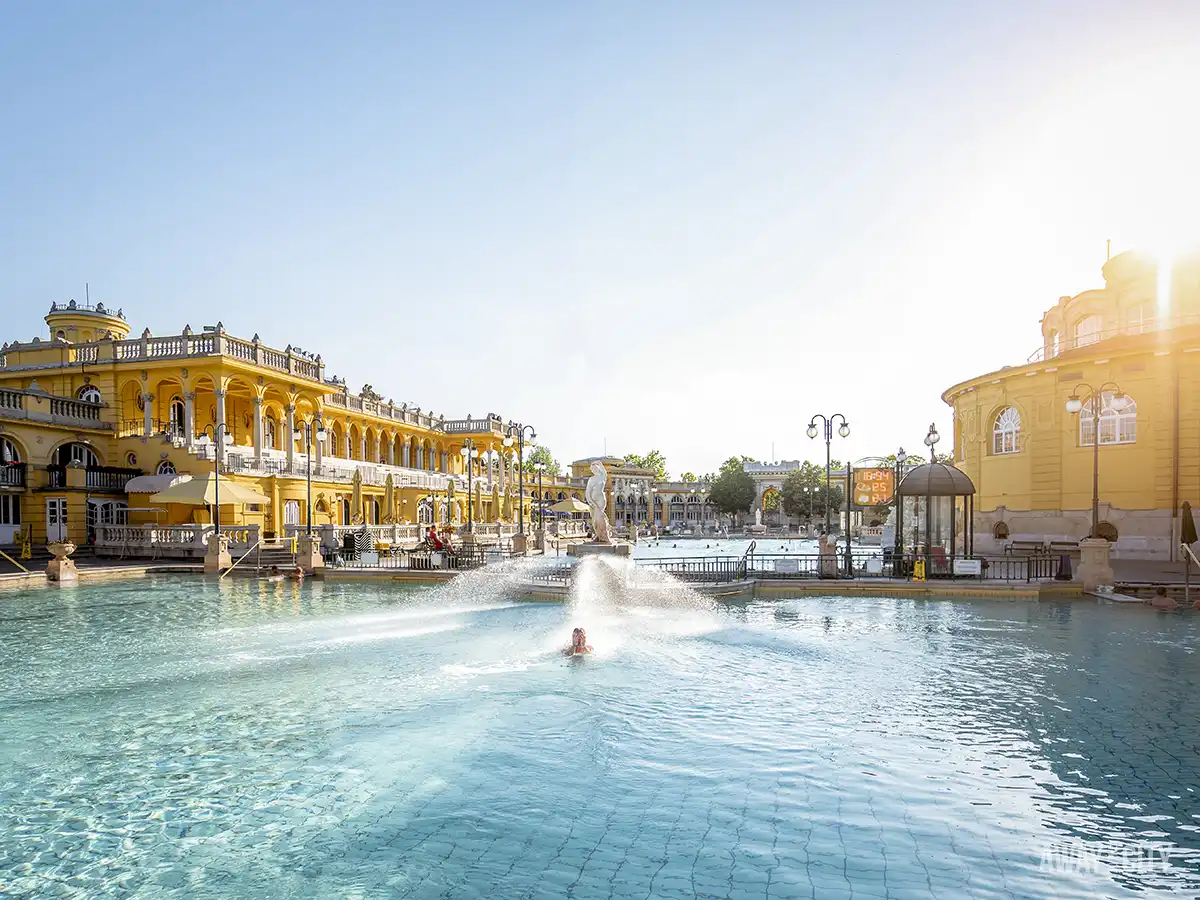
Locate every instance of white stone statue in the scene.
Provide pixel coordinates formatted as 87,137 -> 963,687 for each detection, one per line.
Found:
585,461 -> 614,544
755,508 -> 763,527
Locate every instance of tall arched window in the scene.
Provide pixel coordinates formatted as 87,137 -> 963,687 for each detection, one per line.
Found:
1073,315 -> 1102,348
340,498 -> 351,524
992,407 -> 1021,455
168,397 -> 185,438
264,417 -> 277,450
55,442 -> 99,467
156,460 -> 176,475
417,499 -> 433,525
1080,392 -> 1137,446
77,385 -> 102,405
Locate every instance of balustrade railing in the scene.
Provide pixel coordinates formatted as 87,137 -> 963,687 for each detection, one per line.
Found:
46,465 -> 66,488
0,386 -> 107,428
0,463 -> 26,488
94,523 -> 259,557
86,466 -> 141,491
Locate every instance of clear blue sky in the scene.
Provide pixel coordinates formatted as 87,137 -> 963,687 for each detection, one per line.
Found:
4,1 -> 1199,475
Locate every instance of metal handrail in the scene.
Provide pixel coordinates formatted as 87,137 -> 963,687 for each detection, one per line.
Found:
0,548 -> 30,574
220,539 -> 262,579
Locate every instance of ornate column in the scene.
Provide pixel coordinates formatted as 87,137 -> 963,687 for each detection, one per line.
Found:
141,391 -> 154,437
402,439 -> 410,468
285,404 -> 295,472
314,419 -> 323,470
374,434 -> 382,465
359,431 -> 367,462
213,388 -> 227,463
387,437 -> 396,467
499,449 -> 507,495
253,397 -> 265,464
183,392 -> 196,449
345,430 -> 352,460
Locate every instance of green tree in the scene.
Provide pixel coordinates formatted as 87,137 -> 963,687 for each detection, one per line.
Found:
522,444 -> 562,476
780,462 -> 844,524
624,450 -> 668,480
680,471 -> 697,483
709,456 -> 757,519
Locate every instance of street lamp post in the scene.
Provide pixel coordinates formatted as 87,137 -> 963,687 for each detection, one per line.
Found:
894,447 -> 908,565
460,440 -> 479,533
922,424 -> 940,571
1066,382 -> 1129,538
504,423 -> 537,536
807,414 -> 850,575
196,423 -> 231,534
650,488 -> 659,536
292,418 -> 326,536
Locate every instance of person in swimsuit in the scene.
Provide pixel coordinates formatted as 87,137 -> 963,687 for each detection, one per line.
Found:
565,627 -> 593,655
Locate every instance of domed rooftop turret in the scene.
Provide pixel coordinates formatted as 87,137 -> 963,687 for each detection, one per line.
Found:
45,300 -> 131,343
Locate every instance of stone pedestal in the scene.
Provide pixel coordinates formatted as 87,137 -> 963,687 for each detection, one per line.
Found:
204,532 -> 231,573
297,534 -> 324,574
46,541 -> 78,583
567,541 -> 633,559
1077,537 -> 1114,592
511,533 -> 528,556
534,528 -> 547,552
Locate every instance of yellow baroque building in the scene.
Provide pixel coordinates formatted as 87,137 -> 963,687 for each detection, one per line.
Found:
944,250 -> 1200,560
0,301 -> 541,553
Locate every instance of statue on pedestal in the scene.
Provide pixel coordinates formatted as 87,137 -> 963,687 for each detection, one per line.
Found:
585,462 -> 613,545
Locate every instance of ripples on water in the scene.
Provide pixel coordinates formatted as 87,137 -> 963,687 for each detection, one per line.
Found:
0,569 -> 1198,899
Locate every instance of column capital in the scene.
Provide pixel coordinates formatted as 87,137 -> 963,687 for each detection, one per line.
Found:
253,395 -> 264,408
183,392 -> 196,401
140,392 -> 154,402
213,388 -> 227,399
284,403 -> 296,413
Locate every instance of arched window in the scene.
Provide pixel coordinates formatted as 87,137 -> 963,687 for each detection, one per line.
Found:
371,498 -> 380,525
77,385 -> 102,405
265,417 -> 277,450
340,498 -> 351,524
992,407 -> 1021,455
1080,392 -> 1137,446
417,499 -> 433,525
55,442 -> 99,467
1,437 -> 20,464
156,460 -> 176,475
992,521 -> 1010,539
168,397 -> 185,438
1073,315 -> 1102,348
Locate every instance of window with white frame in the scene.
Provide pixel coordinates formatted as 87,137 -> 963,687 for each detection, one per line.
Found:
265,417 -> 277,450
0,494 -> 20,525
77,385 -> 102,404
157,460 -> 176,475
1080,392 -> 1137,446
1073,315 -> 1102,348
1126,300 -> 1155,334
992,407 -> 1021,455
1,437 -> 20,464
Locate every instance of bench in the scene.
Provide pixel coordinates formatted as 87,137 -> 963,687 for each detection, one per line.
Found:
1047,540 -> 1080,555
1005,540 -> 1045,556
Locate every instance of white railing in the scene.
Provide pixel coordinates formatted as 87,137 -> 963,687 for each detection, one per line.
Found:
549,520 -> 588,538
94,524 -> 259,558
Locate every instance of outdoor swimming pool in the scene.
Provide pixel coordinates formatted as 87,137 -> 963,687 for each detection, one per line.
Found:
2,570 -> 1198,899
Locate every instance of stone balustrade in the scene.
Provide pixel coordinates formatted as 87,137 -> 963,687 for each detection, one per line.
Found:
94,524 -> 259,559
0,386 -> 106,429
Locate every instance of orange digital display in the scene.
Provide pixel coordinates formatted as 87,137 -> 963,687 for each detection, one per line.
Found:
852,467 -> 894,507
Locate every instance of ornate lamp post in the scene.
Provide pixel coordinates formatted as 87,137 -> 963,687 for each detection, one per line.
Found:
1066,382 -> 1129,538
292,418 -> 326,536
196,423 -> 232,534
503,423 -> 537,536
459,440 -> 479,533
650,488 -> 659,536
807,414 -> 850,573
922,424 -> 940,570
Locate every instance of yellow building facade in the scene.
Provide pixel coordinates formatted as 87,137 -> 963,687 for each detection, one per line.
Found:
0,302 -> 538,551
944,250 -> 1200,560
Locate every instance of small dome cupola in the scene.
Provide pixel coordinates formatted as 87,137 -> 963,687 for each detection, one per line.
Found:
45,299 -> 131,343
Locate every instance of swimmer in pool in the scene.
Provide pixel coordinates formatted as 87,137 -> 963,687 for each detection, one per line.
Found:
565,627 -> 593,656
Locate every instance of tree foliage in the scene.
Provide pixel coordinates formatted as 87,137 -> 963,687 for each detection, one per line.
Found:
522,444 -> 562,476
780,461 -> 844,521
680,472 -> 697,483
624,450 -> 668,480
709,456 -> 757,516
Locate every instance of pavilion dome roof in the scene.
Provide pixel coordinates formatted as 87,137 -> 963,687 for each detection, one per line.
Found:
896,463 -> 975,497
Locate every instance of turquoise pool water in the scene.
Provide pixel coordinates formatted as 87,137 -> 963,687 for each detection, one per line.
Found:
1,573 -> 1198,899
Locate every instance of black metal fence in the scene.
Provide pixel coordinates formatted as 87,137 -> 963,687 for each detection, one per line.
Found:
327,543 -> 490,571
